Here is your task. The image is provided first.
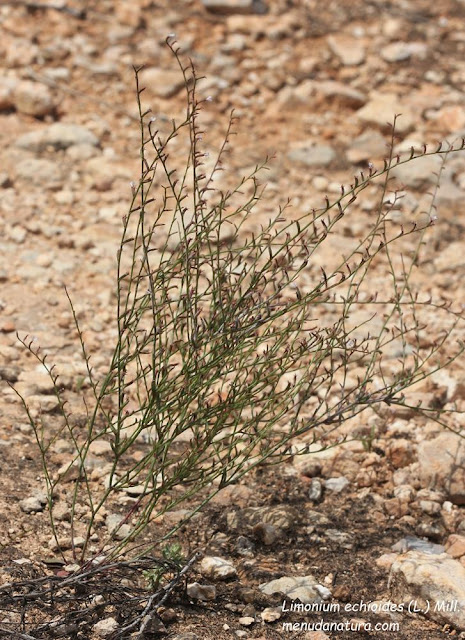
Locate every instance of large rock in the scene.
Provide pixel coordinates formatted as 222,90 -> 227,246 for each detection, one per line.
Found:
417,432 -> 465,504
16,123 -> 99,152
390,551 -> 465,630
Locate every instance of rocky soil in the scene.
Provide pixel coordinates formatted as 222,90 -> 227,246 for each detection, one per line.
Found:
2,0 -> 465,638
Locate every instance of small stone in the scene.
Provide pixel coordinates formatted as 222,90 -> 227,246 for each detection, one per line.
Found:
261,606 -> 282,622
391,153 -> 443,188
307,510 -> 332,527
123,485 -> 147,497
416,521 -> 444,541
89,440 -> 112,456
53,503 -> 71,521
387,439 -> 415,468
228,505 -> 298,531
16,123 -> 99,152
392,485 -> 415,502
308,479 -> 323,503
238,616 -> 254,626
115,2 -> 142,27
380,41 -> 427,63
312,80 -> 366,108
19,494 -> 47,513
312,176 -> 329,191
170,634 -> 198,640
380,42 -> 412,62
315,584 -> 332,599
327,34 -> 365,66
6,225 -> 27,244
288,144 -> 336,167
13,158 -> 62,189
187,582 -> 217,600
434,242 -> 465,272
430,370 -> 465,402
382,18 -> 402,38
253,522 -> 280,546
303,632 -> 330,640
446,535 -> 465,559
27,395 -> 60,413
48,536 -> 85,551
0,366 -> 19,382
0,172 -> 12,188
324,477 -> 349,493
201,0 -> 267,14
13,557 -> 32,565
54,189 -> 75,205
0,316 -> 13,334
57,461 -> 81,482
200,556 -> 237,581
356,94 -> 413,134
93,616 -> 119,636
0,77 -> 17,110
346,129 -> 387,164
106,514 -> 131,540
324,529 -> 353,549
434,106 -> 465,132
66,143 -> 99,160
140,615 -> 167,635
392,535 -> 445,555
292,80 -> 366,109
384,498 -> 409,518
236,535 -> 255,556
294,446 -> 336,477
260,575 -> 327,604
418,500 -> 441,516
143,68 -> 185,99
13,81 -> 57,117
210,484 -> 252,507
158,607 -> 177,624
